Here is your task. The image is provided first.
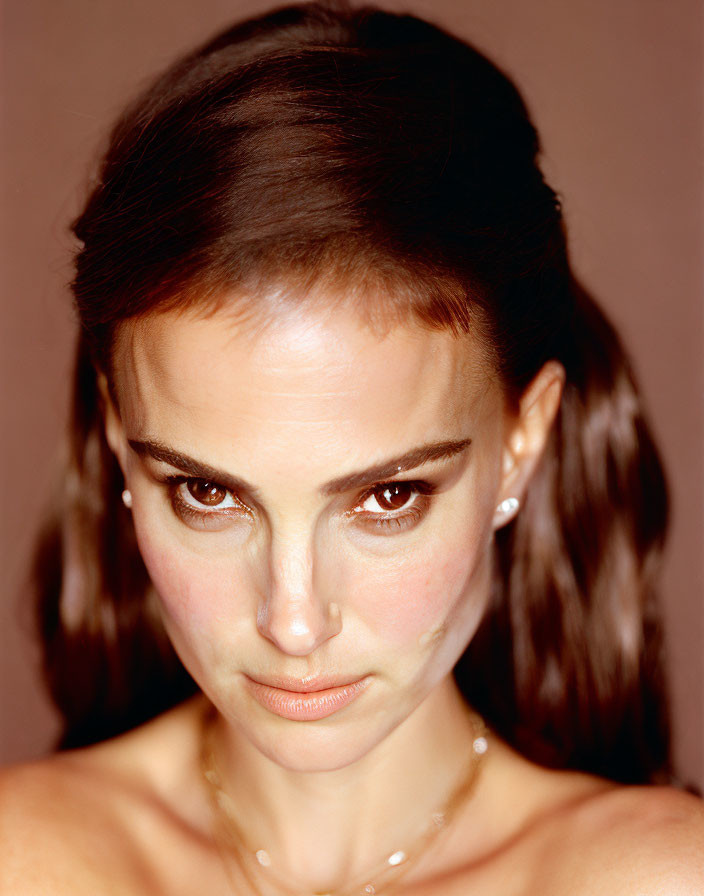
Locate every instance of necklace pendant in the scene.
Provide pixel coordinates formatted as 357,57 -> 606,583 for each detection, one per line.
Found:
473,735 -> 488,755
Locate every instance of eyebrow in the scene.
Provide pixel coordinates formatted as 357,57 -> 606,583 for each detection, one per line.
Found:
320,439 -> 472,495
128,439 -> 263,501
128,437 -> 472,498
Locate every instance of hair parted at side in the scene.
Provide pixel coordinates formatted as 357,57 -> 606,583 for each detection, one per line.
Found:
35,0 -> 670,781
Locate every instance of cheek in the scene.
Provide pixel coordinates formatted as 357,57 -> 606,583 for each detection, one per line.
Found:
340,531 -> 492,647
132,513 -> 248,641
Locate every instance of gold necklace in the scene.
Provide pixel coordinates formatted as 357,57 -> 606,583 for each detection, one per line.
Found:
200,703 -> 489,896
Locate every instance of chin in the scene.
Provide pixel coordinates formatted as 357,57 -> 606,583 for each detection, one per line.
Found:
237,708 -> 399,773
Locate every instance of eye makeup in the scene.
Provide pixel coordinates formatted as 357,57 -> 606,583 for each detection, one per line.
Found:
156,473 -> 439,535
162,475 -> 253,532
347,480 -> 438,532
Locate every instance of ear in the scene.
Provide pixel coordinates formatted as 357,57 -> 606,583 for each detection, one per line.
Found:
97,372 -> 128,476
493,360 -> 564,529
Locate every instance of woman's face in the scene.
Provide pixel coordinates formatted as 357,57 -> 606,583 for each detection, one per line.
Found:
107,300 -> 515,771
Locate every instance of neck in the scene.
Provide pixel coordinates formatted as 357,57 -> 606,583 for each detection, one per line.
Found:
203,678 -> 485,892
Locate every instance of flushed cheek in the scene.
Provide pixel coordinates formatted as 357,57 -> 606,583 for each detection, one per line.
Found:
133,523 -> 250,658
343,542 -> 490,648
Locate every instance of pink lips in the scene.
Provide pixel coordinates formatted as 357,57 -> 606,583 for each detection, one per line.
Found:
244,674 -> 371,721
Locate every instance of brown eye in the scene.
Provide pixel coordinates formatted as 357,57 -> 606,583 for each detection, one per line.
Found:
167,476 -> 250,531
187,480 -> 227,506
373,482 -> 415,511
351,479 -> 435,534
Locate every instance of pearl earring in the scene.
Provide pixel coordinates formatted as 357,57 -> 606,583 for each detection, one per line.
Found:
496,497 -> 519,516
121,489 -> 133,509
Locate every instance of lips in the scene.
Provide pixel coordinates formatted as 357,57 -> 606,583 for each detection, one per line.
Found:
248,673 -> 366,693
244,673 -> 371,721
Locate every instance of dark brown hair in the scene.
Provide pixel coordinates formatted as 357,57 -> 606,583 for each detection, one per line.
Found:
36,0 -> 670,782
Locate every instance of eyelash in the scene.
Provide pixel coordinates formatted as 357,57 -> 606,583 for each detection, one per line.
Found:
349,481 -> 436,531
159,475 -> 437,534
161,475 -> 251,531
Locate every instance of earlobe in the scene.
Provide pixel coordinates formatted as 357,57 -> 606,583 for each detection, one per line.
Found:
494,361 -> 564,528
493,496 -> 520,527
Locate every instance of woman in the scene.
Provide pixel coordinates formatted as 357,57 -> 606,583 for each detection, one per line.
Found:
1,1 -> 702,892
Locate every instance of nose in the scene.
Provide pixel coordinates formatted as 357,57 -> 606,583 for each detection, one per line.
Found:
256,533 -> 342,656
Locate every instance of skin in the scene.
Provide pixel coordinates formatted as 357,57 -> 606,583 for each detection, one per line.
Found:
1,299 -> 703,895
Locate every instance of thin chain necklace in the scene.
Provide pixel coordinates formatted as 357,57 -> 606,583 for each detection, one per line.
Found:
200,703 -> 489,896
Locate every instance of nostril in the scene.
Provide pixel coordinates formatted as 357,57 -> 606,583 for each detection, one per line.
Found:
328,602 -> 342,628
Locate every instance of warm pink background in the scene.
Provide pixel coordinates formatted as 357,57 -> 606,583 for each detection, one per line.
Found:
1,0 -> 702,790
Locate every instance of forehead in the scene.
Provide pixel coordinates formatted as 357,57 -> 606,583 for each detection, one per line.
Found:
112,301 -> 501,474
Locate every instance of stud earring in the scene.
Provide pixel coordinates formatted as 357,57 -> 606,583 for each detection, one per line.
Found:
121,489 -> 133,509
496,497 -> 519,517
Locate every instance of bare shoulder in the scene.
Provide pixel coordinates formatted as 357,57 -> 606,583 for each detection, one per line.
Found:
0,698 -> 208,895
539,782 -> 704,895
0,750 -> 143,894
